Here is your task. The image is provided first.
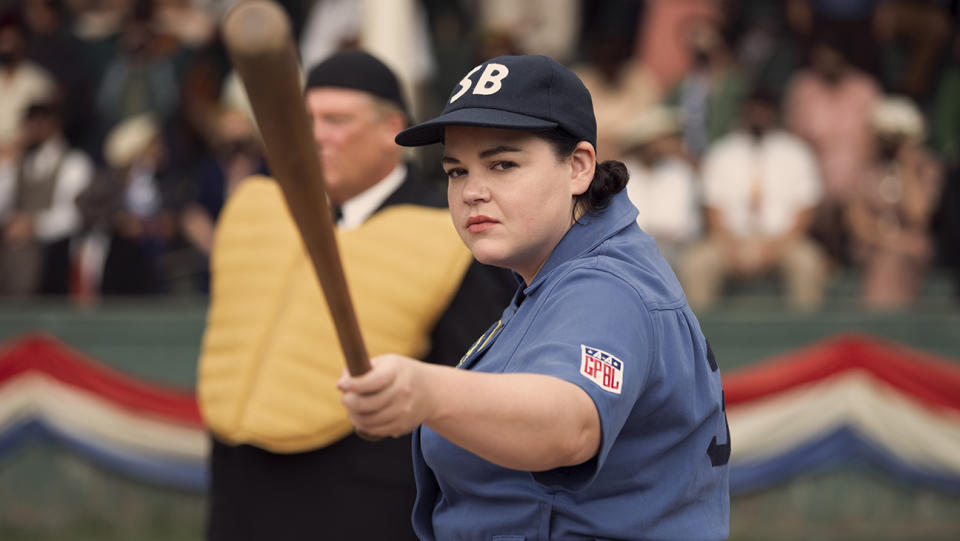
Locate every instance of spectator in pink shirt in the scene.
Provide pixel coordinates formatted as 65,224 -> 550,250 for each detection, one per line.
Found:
847,96 -> 942,309
784,34 -> 880,263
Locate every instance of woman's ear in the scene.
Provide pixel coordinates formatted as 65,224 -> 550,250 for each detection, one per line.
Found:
569,141 -> 596,196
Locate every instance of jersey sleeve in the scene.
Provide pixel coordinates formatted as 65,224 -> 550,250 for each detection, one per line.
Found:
510,266 -> 652,491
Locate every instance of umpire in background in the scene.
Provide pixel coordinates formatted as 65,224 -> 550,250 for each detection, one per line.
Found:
197,50 -> 515,540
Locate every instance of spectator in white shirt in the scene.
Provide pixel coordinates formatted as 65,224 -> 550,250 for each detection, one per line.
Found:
621,105 -> 701,269
681,89 -> 828,310
0,100 -> 92,295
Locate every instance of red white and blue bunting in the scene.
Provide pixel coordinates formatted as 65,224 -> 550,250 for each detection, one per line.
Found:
725,334 -> 960,494
1,333 -> 958,494
0,334 -> 206,490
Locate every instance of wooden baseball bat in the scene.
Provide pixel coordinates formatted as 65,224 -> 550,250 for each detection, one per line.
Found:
221,0 -> 371,377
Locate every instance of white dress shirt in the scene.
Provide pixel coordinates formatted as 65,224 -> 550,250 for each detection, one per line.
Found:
337,163 -> 407,231
0,137 -> 93,241
701,130 -> 822,238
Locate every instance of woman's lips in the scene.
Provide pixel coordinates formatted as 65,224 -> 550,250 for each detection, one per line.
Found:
466,215 -> 498,233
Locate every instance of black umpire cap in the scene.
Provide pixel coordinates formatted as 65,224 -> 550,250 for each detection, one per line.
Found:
305,50 -> 409,119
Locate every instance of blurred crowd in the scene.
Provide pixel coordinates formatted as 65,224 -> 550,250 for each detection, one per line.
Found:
0,0 -> 958,311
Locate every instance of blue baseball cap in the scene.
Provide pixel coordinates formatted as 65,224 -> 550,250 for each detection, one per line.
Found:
395,55 -> 596,149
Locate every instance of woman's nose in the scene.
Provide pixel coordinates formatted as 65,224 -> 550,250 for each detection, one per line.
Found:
461,174 -> 490,204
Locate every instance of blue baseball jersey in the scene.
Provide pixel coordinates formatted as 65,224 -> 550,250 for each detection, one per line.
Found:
411,190 -> 730,540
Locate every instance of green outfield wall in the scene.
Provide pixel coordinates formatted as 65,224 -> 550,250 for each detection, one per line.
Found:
1,284 -> 958,541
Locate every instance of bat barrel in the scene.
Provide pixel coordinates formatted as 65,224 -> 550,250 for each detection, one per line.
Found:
222,1 -> 289,57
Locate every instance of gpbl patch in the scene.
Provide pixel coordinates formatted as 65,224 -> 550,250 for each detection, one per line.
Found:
580,345 -> 623,394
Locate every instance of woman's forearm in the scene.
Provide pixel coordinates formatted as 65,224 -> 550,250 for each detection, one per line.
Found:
421,364 -> 601,472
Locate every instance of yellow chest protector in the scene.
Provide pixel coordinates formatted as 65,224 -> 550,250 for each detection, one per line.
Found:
197,177 -> 473,452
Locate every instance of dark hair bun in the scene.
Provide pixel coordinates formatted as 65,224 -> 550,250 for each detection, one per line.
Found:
581,160 -> 629,214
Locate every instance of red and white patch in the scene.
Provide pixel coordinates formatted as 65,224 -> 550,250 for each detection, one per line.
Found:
580,345 -> 623,394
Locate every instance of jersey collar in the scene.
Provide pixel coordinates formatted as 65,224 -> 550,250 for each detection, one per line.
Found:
521,190 -> 638,297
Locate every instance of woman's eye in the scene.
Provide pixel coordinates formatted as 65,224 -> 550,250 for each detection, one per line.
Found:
445,168 -> 466,179
492,161 -> 516,171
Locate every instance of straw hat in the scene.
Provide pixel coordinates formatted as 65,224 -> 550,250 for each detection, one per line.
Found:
871,96 -> 925,142
104,114 -> 159,169
620,105 -> 681,149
